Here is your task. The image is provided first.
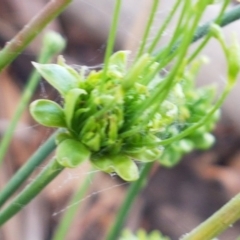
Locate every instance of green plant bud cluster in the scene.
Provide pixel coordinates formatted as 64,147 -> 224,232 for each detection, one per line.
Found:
158,69 -> 220,167
30,51 -> 219,181
119,228 -> 170,240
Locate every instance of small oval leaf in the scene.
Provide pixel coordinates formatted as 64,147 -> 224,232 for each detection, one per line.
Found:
30,100 -> 66,127
111,155 -> 139,181
32,62 -> 79,96
91,155 -> 139,181
91,156 -> 113,173
57,139 -> 91,168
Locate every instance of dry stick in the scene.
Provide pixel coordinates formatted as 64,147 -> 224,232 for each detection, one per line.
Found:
0,0 -> 72,72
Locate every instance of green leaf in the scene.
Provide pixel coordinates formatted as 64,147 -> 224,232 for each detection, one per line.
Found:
126,146 -> 163,162
91,155 -> 139,181
158,147 -> 182,168
30,100 -> 66,127
192,133 -> 215,150
64,88 -> 87,129
111,155 -> 139,181
122,53 -> 151,89
108,50 -> 129,78
56,139 -> 91,168
32,62 -> 79,96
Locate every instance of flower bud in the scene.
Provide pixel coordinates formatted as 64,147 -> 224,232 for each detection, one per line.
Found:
43,31 -> 66,56
227,34 -> 240,86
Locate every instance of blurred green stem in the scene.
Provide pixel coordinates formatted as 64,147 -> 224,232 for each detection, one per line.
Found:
148,0 -> 181,53
0,158 -> 64,225
0,131 -> 57,207
52,170 -> 95,240
102,0 -> 122,81
136,0 -> 160,58
181,193 -> 240,240
187,0 -> 230,63
154,4 -> 240,56
0,0 -> 72,71
0,32 -> 65,166
105,162 -> 153,240
192,4 -> 240,44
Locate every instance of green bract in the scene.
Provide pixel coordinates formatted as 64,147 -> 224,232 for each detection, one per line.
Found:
32,62 -> 79,96
30,100 -> 66,127
56,139 -> 90,168
30,50 -> 223,181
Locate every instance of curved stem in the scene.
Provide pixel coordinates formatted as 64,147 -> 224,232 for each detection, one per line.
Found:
136,0 -> 160,58
148,0 -> 181,54
0,159 -> 64,225
0,131 -> 58,207
154,4 -> 240,56
181,193 -> 240,240
0,0 -> 72,72
105,162 -> 153,240
192,4 -> 240,44
187,0 -> 230,63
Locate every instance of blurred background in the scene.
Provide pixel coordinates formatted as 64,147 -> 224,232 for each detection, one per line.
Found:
1,0 -> 240,239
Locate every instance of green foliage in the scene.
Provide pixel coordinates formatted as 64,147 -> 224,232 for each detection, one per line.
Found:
30,99 -> 66,127
119,229 -> 170,240
30,0 -> 240,181
30,49 -> 220,180
0,0 -> 240,239
56,139 -> 91,168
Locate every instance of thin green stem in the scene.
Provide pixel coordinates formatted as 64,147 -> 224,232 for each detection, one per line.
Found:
102,0 -> 122,81
128,0 -> 208,129
191,4 -> 240,44
133,83 -> 232,149
147,0 -> 181,54
162,3 -> 240,57
52,170 -> 95,240
0,0 -> 72,72
153,0 -> 190,64
105,162 -> 153,240
187,0 -> 230,63
136,0 -> 160,58
122,0 -> 230,146
0,159 -> 64,225
181,193 -> 240,240
0,32 -> 65,166
143,0 -> 192,86
153,4 -> 240,59
0,131 -> 58,207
